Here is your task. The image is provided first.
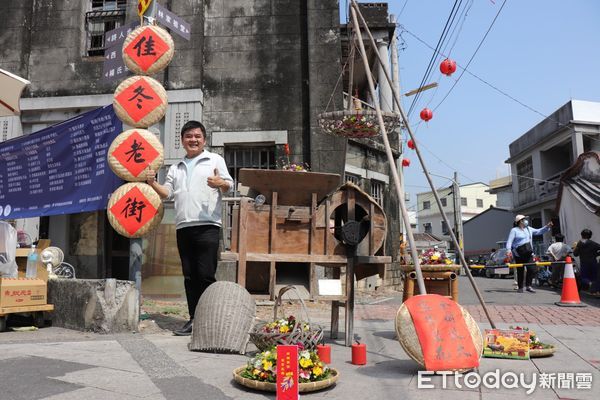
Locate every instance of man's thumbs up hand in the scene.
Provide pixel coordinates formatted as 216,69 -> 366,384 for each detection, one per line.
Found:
207,168 -> 223,189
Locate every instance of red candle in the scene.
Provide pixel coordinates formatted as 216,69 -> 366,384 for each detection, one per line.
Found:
351,343 -> 367,365
317,344 -> 331,364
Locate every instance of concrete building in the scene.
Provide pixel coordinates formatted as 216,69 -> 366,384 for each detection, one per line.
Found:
506,99 -> 600,253
488,175 -> 513,210
416,182 -> 497,247
0,1 -> 405,295
463,206 -> 513,260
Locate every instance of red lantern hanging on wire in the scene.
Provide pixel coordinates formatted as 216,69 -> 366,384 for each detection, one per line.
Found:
402,158 -> 410,167
440,58 -> 457,76
407,139 -> 415,150
420,108 -> 433,122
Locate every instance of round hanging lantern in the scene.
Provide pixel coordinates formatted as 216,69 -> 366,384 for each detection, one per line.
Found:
402,159 -> 410,167
108,129 -> 164,181
440,58 -> 457,76
420,108 -> 433,122
113,75 -> 167,127
407,139 -> 415,150
123,25 -> 175,75
107,182 -> 164,238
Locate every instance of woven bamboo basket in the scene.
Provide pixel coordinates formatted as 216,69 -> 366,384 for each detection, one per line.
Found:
107,182 -> 164,238
108,128 -> 164,181
232,366 -> 339,393
189,281 -> 256,354
317,110 -> 400,138
529,345 -> 556,357
249,285 -> 324,351
395,301 -> 483,371
113,75 -> 167,127
123,25 -> 174,75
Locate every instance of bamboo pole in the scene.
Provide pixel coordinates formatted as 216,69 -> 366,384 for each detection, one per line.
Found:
350,0 -> 496,328
349,5 -> 427,296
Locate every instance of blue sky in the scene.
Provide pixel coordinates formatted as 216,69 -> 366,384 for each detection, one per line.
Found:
341,0 -> 600,210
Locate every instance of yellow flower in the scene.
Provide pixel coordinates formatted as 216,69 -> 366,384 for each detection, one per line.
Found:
299,358 -> 313,368
279,325 -> 290,333
252,368 -> 261,376
262,360 -> 273,371
313,366 -> 323,376
431,255 -> 439,261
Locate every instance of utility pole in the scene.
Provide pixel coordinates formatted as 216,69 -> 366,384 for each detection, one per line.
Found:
452,171 -> 464,264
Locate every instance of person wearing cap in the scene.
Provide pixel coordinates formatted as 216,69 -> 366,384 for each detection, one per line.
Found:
506,215 -> 553,293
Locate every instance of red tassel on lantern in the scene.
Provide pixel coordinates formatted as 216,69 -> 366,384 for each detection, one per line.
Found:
402,159 -> 410,167
440,58 -> 457,76
407,139 -> 415,150
284,144 -> 290,155
420,108 -> 433,122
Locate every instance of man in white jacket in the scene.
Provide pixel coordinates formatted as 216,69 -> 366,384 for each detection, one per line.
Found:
146,120 -> 233,336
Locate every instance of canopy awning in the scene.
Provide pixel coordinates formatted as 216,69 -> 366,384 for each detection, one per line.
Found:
0,68 -> 30,117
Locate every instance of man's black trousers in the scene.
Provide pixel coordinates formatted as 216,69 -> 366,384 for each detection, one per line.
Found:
176,225 -> 220,318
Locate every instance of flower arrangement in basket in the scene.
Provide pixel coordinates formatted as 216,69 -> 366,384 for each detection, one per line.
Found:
249,286 -> 324,351
509,326 -> 555,352
278,144 -> 310,172
317,109 -> 400,139
418,247 -> 454,265
240,345 -> 332,384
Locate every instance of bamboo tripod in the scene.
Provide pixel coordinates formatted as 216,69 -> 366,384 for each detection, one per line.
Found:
349,1 -> 496,328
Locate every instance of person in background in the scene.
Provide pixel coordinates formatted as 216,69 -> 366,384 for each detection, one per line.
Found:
506,215 -> 553,293
573,229 -> 600,292
546,234 -> 572,288
146,120 -> 233,336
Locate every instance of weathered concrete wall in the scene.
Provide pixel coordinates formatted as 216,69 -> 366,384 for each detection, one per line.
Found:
202,0 -> 305,160
48,278 -> 139,333
307,0 -> 346,176
0,0 -> 204,96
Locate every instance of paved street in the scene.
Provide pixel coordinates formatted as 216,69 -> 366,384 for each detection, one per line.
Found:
1,276 -> 599,399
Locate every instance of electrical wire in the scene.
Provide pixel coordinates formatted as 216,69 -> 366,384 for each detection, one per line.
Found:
432,0 -> 508,113
407,0 -> 462,118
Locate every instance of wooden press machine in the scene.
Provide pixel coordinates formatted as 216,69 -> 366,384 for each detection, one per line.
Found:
222,168 -> 391,346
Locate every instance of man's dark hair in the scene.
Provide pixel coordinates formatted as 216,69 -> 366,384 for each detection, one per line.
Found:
581,229 -> 593,239
554,234 -> 564,242
180,120 -> 206,139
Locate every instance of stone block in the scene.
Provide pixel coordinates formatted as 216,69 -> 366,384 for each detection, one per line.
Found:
48,278 -> 139,333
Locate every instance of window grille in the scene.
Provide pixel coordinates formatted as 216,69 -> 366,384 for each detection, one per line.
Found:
224,145 -> 277,196
344,173 -> 361,185
85,1 -> 127,57
517,157 -> 534,191
440,198 -> 447,207
370,179 -> 384,206
461,197 -> 467,206
423,200 -> 430,210
476,198 -> 483,208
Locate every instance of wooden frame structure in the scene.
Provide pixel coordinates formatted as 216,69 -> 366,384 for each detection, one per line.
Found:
222,169 -> 391,345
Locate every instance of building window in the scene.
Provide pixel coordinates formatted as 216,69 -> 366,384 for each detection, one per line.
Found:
370,180 -> 384,206
225,145 -> 276,196
461,197 -> 467,206
441,220 -> 450,235
476,198 -> 484,208
85,1 -> 127,57
517,157 -> 534,191
441,198 -> 447,207
344,173 -> 361,185
423,200 -> 430,210
423,223 -> 432,234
